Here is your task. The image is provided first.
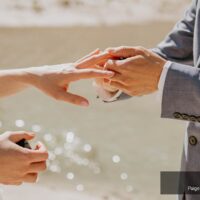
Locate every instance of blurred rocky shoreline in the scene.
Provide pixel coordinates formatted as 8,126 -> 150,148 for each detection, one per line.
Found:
0,0 -> 191,26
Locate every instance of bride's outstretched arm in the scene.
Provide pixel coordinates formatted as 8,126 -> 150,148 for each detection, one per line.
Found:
0,51 -> 113,106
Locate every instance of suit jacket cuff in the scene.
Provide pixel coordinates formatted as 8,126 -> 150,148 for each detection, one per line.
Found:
161,62 -> 200,122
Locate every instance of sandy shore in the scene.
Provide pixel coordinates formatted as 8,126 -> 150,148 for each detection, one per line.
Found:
0,23 -> 185,200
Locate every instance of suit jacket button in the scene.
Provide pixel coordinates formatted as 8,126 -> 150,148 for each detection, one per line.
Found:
197,117 -> 200,123
182,114 -> 190,120
189,136 -> 198,146
190,116 -> 197,122
173,112 -> 182,119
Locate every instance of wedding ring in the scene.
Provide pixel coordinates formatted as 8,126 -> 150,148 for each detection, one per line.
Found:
95,64 -> 101,69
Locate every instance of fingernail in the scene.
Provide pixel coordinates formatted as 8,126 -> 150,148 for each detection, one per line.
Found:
106,71 -> 115,76
81,101 -> 89,107
29,132 -> 35,136
95,48 -> 100,52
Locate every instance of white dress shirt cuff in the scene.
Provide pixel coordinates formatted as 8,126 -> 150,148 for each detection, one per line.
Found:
157,61 -> 172,100
93,81 -> 122,102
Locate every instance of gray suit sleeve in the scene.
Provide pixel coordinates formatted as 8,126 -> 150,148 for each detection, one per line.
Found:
153,0 -> 197,65
153,0 -> 200,122
118,1 -> 198,102
161,62 -> 200,122
105,1 -> 198,104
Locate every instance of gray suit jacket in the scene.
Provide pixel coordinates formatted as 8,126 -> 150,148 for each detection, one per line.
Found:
99,0 -> 200,198
102,0 -> 200,198
153,0 -> 200,199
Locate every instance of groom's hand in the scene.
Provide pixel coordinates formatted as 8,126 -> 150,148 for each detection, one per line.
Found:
100,46 -> 167,96
0,131 -> 48,185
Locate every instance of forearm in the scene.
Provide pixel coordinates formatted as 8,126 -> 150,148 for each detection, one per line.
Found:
0,68 -> 34,98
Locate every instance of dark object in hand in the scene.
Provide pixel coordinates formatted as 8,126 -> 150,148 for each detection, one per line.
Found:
16,139 -> 31,149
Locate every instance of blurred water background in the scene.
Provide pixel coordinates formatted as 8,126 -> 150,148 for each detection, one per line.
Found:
0,0 -> 191,200
0,0 -> 190,26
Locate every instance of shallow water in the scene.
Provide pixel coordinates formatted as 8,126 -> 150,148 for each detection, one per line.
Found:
0,25 -> 185,199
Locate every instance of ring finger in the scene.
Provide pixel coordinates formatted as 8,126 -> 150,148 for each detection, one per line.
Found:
109,74 -> 130,86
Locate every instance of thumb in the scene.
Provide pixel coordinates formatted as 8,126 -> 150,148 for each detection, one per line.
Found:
8,131 -> 35,143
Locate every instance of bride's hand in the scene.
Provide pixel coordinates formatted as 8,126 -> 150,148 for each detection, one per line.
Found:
24,51 -> 114,106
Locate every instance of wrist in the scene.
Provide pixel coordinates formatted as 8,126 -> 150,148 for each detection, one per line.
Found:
19,67 -> 44,87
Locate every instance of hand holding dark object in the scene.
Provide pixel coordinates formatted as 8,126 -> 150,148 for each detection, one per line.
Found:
0,131 -> 48,185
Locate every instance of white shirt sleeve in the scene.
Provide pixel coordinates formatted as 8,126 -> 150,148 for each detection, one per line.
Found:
157,61 -> 172,100
93,81 -> 122,102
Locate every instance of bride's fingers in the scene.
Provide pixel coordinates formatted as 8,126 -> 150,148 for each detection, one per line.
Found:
50,88 -> 89,106
69,69 -> 114,81
76,52 -> 112,69
76,49 -> 100,63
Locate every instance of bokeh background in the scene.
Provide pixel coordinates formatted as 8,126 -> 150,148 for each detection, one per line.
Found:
0,0 -> 191,200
